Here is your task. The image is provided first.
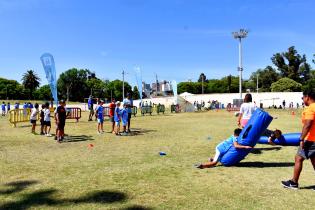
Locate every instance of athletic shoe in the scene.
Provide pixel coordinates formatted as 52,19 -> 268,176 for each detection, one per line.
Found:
281,180 -> 298,190
46,133 -> 52,137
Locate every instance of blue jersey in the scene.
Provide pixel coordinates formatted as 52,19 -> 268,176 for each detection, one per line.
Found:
114,107 -> 121,122
88,98 -> 93,109
121,108 -> 128,124
96,106 -> 104,119
216,135 -> 238,154
7,104 -> 10,110
14,103 -> 19,109
1,104 -> 5,111
28,103 -> 33,109
23,103 -> 28,109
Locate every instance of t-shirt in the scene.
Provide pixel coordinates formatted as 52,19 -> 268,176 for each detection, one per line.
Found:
14,103 -> 19,109
240,102 -> 257,119
123,98 -> 133,114
88,98 -> 93,110
7,104 -> 10,110
23,103 -> 28,109
114,107 -> 121,122
121,108 -> 128,125
216,135 -> 238,154
57,105 -> 66,123
96,105 -> 104,120
302,103 -> 315,141
44,108 -> 51,122
1,104 -> 5,111
109,103 -> 116,117
30,108 -> 38,120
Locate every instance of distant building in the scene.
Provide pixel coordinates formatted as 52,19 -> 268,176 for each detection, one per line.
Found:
152,80 -> 173,96
142,82 -> 151,98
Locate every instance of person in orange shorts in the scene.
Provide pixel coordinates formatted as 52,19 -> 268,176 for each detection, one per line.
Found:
282,89 -> 315,190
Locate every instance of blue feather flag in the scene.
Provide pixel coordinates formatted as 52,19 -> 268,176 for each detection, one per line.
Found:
40,53 -> 58,107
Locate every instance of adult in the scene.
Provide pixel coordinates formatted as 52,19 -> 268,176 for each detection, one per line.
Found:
282,89 -> 315,189
56,100 -> 67,143
123,93 -> 133,132
109,98 -> 116,133
88,95 -> 94,121
282,100 -> 286,109
237,93 -> 256,128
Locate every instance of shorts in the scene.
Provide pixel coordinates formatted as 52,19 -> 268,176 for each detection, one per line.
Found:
97,118 -> 104,123
122,122 -> 127,126
241,119 -> 249,128
115,121 -> 120,126
297,141 -> 315,159
57,122 -> 65,130
44,121 -> 51,126
30,119 -> 36,124
109,116 -> 114,123
128,113 -> 132,120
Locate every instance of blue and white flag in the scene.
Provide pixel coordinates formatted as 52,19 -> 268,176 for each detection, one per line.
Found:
134,67 -> 143,103
171,80 -> 177,104
40,53 -> 58,107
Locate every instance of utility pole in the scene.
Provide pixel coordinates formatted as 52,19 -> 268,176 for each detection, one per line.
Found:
201,75 -> 204,94
232,29 -> 248,99
155,73 -> 159,96
256,73 -> 259,94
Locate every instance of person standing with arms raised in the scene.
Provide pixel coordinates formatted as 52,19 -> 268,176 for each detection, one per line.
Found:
237,93 -> 257,128
282,89 -> 315,189
123,93 -> 133,133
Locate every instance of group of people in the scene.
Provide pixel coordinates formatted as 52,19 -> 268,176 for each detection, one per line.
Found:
197,91 -> 315,191
29,100 -> 67,143
88,93 -> 133,136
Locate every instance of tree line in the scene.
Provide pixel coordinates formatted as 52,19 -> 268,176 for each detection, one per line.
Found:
0,68 -> 140,102
178,46 -> 315,94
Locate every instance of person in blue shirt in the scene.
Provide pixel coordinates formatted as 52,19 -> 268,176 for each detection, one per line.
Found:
1,102 -> 6,116
28,102 -> 33,109
7,102 -> 10,114
96,100 -> 104,134
88,95 -> 94,121
120,104 -> 129,135
123,93 -> 133,132
114,101 -> 122,135
196,128 -> 252,169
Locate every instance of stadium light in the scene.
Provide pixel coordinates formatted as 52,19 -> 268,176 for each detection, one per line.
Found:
232,29 -> 248,99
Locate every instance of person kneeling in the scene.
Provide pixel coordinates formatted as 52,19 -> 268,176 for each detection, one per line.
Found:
196,128 -> 252,169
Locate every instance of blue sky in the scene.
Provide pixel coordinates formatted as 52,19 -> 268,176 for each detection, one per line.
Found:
0,0 -> 314,87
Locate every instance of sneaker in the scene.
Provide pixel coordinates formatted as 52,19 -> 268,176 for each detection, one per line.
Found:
281,180 -> 298,190
46,133 -> 52,137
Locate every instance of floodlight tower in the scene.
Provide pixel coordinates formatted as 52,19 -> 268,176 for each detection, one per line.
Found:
232,29 -> 248,99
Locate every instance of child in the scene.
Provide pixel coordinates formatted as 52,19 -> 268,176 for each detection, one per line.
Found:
96,100 -> 104,134
44,102 -> 52,136
7,102 -> 10,114
1,102 -> 5,116
261,129 -> 282,145
109,98 -> 116,133
121,104 -> 128,135
56,100 -> 67,143
30,103 -> 39,134
196,128 -> 252,168
114,101 -> 121,135
40,104 -> 45,135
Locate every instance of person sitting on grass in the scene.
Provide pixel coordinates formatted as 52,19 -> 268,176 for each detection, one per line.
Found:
196,128 -> 252,169
261,129 -> 282,145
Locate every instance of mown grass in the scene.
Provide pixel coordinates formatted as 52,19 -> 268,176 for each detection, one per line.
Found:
0,108 -> 314,210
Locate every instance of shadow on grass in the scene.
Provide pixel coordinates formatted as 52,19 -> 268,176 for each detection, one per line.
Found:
300,185 -> 315,190
0,180 -> 151,210
250,146 -> 282,154
236,161 -> 294,168
127,128 -> 157,136
123,205 -> 153,210
64,135 -> 94,142
0,180 -> 39,195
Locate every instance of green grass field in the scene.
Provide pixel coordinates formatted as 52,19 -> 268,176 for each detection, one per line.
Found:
1,108 -> 315,209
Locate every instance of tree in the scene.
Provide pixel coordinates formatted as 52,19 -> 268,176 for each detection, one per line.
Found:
107,80 -> 132,101
21,70 -> 40,99
249,66 -> 280,92
198,73 -> 208,82
57,68 -> 90,102
133,86 -> 140,100
177,82 -> 197,94
86,78 -> 106,98
271,77 -> 302,92
271,46 -> 310,83
0,78 -> 24,100
33,85 -> 52,100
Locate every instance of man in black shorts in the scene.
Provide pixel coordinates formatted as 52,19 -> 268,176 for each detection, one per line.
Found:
56,100 -> 67,143
282,89 -> 315,189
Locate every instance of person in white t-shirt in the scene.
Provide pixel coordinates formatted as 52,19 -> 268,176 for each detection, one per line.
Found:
238,93 -> 257,128
30,103 -> 39,134
44,102 -> 52,137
